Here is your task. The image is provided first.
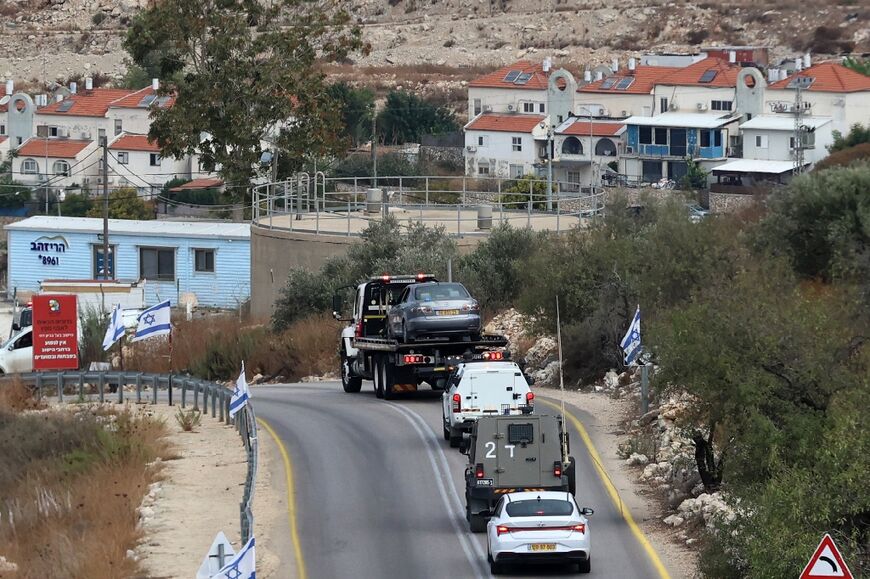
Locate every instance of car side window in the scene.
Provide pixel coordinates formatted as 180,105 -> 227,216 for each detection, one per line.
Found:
15,332 -> 32,350
495,497 -> 505,517
398,288 -> 410,304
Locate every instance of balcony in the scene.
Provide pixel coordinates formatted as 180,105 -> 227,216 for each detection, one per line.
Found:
628,144 -> 726,159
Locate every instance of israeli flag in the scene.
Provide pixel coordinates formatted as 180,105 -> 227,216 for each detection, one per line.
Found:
102,305 -> 125,351
620,306 -> 642,366
213,536 -> 255,579
229,362 -> 250,419
132,300 -> 172,342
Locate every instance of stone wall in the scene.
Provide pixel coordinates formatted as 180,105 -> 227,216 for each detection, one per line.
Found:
708,192 -> 761,213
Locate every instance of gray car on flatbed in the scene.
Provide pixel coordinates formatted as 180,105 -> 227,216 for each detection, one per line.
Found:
463,414 -> 576,532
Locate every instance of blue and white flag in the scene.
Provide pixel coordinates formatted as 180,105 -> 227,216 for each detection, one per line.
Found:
102,305 -> 125,351
132,300 -> 172,342
214,536 -> 255,579
620,305 -> 642,366
229,362 -> 250,419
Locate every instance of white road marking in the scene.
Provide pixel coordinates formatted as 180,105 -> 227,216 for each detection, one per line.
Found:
387,402 -> 490,578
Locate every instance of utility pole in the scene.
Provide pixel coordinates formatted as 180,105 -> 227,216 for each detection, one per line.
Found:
371,104 -> 378,190
101,136 -> 110,280
792,84 -> 805,175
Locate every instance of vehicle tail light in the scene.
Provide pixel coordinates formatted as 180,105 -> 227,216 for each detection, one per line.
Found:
553,461 -> 562,478
496,525 -> 510,536
482,351 -> 503,361
380,274 -> 390,282
526,391 -> 535,406
462,302 -> 480,312
403,354 -> 424,364
572,524 -> 586,534
475,463 -> 485,479
354,320 -> 363,337
452,393 -> 461,413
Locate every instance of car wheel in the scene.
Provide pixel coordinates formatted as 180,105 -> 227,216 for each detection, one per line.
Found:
381,358 -> 395,400
341,350 -> 362,393
577,556 -> 591,574
373,359 -> 384,399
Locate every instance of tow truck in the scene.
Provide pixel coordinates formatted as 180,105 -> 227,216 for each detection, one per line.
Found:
333,274 -> 508,399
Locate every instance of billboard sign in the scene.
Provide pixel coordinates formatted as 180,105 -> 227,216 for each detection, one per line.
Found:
32,294 -> 79,371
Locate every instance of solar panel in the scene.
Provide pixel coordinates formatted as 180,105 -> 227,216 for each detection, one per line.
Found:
503,70 -> 521,82
155,96 -> 172,108
699,69 -> 718,83
615,77 -> 634,90
514,73 -> 533,85
787,76 -> 815,89
57,100 -> 75,112
138,94 -> 158,107
600,77 -> 618,90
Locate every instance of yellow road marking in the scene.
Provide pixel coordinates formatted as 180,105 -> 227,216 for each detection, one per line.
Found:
258,418 -> 308,579
540,399 -> 672,579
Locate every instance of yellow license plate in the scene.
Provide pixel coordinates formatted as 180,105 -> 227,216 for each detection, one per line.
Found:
436,309 -> 460,316
529,544 -> 556,552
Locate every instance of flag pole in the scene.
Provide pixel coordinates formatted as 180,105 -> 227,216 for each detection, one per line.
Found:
118,333 -> 124,371
168,325 -> 173,406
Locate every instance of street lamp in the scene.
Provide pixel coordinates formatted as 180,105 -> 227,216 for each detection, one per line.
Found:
540,121 -> 553,211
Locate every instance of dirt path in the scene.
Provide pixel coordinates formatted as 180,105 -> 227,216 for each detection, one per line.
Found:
538,387 -> 699,579
135,404 -> 248,578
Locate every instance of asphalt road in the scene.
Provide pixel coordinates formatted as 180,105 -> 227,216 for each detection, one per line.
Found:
254,382 -> 667,579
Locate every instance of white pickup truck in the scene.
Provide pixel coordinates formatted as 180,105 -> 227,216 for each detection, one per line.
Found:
441,358 -> 535,447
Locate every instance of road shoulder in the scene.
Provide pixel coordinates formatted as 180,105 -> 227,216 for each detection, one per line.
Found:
538,387 -> 699,579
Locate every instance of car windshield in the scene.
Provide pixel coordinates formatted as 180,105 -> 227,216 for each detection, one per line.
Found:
414,284 -> 469,301
506,499 -> 574,517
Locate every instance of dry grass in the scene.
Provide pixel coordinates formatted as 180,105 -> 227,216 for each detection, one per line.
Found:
0,391 -> 171,579
0,378 -> 45,412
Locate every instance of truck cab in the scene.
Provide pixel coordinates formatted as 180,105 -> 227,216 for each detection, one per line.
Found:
442,355 -> 535,447
463,414 -> 576,532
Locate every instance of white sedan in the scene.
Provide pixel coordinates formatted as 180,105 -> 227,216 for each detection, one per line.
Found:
486,491 -> 593,575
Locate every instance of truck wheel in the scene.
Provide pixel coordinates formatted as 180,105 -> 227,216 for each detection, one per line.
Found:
469,512 -> 487,533
373,359 -> 384,399
567,456 -> 577,496
449,429 -> 462,448
341,350 -> 362,393
443,421 -> 450,441
382,359 -> 395,400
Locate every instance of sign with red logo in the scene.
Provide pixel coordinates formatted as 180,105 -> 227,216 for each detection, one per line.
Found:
800,534 -> 854,579
32,294 -> 79,371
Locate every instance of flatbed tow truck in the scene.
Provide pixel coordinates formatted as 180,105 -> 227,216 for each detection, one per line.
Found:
334,274 -> 508,399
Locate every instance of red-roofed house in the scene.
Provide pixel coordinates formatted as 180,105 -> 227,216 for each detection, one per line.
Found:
764,61 -> 870,134
464,113 -> 548,178
107,132 -> 192,192
576,65 -> 680,119
467,61 -> 555,121
107,82 -> 176,135
553,118 -> 626,188
652,57 -> 745,116
12,138 -> 99,189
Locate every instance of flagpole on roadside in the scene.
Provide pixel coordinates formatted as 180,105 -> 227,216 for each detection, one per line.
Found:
168,326 -> 173,406
118,333 -> 124,371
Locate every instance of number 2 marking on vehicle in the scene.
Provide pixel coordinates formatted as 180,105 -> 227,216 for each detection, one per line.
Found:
485,441 -> 496,458
505,444 -> 515,458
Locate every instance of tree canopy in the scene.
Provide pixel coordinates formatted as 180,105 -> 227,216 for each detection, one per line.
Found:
376,91 -> 458,145
124,0 -> 365,199
87,188 -> 154,220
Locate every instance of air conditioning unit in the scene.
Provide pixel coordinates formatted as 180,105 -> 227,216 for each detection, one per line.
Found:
598,107 -> 608,116
696,103 -> 708,111
482,105 -> 493,112
669,102 -> 679,111
507,104 -> 515,112
57,127 -> 69,138
38,173 -> 48,182
466,146 -> 477,153
80,131 -> 91,140
620,110 -> 628,117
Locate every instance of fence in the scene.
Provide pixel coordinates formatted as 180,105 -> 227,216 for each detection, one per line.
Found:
252,173 -> 606,236
1,371 -> 258,544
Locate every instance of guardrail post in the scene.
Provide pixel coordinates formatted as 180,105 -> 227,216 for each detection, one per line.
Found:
56,372 -> 63,402
462,177 -> 467,207
117,372 -> 124,404
203,383 -> 210,417
194,381 -> 200,411
152,375 -> 158,405
218,387 -> 224,421
425,177 -> 429,206
181,378 -> 187,408
136,373 -> 142,403
225,392 -> 231,425
211,385 -> 217,417
35,372 -> 42,401
98,373 -> 105,403
78,373 -> 84,401
457,203 -> 461,236
527,180 -> 533,227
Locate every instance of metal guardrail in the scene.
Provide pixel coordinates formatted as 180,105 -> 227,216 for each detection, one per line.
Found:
252,173 -> 606,236
1,371 -> 258,544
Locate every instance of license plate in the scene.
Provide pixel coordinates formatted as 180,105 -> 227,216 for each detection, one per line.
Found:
436,309 -> 460,316
476,478 -> 493,486
529,544 -> 556,552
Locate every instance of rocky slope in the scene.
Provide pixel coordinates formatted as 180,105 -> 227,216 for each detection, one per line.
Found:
1,0 -> 867,88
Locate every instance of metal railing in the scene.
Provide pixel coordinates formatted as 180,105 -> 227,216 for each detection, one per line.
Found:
252,173 -> 606,236
1,371 -> 258,544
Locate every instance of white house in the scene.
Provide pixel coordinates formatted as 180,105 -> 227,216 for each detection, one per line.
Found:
552,118 -> 625,188
467,61 -> 553,121
464,113 -> 547,178
108,133 -> 190,194
738,115 -> 833,164
765,61 -> 870,135
12,138 -> 99,190
106,82 -> 175,136
652,57 -> 744,116
576,64 -> 679,119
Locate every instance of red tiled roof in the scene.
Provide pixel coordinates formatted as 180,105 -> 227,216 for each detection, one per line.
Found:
579,66 -> 680,95
38,88 -> 135,117
169,178 -> 224,191
0,136 -> 7,144
768,61 -> 870,93
469,61 -> 551,90
109,134 -> 160,152
558,121 -> 624,137
109,86 -> 176,109
17,138 -> 92,158
656,57 -> 741,88
466,113 -> 546,133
